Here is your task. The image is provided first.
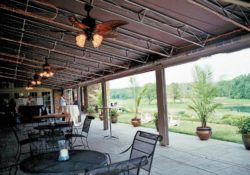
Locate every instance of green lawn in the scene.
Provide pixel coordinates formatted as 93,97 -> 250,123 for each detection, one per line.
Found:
111,97 -> 250,144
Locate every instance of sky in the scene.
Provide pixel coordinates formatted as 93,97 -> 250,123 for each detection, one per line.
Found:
110,48 -> 250,89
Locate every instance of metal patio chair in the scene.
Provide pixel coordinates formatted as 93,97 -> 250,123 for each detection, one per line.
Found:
65,115 -> 95,149
115,130 -> 162,175
85,156 -> 148,175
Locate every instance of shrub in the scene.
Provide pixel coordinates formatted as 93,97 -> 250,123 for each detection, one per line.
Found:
221,115 -> 241,126
110,109 -> 119,117
236,117 -> 250,134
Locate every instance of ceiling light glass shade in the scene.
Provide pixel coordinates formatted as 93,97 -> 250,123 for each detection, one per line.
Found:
31,80 -> 41,85
25,82 -> 33,90
76,33 -> 87,47
25,86 -> 33,90
31,74 -> 42,85
92,33 -> 103,48
40,71 -> 54,77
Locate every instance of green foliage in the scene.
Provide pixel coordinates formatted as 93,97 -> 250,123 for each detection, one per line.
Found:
129,77 -> 148,119
217,80 -> 232,97
87,106 -> 97,115
236,117 -> 250,134
110,108 -> 119,117
110,88 -> 131,99
144,83 -> 156,104
169,83 -> 182,103
221,114 -> 241,126
153,112 -> 158,123
89,89 -> 103,107
188,65 -> 222,127
230,74 -> 250,99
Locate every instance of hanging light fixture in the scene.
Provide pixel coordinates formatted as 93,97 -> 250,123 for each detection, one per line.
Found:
75,33 -> 103,48
92,33 -> 103,48
31,74 -> 41,85
40,57 -> 54,78
25,82 -> 33,90
76,33 -> 87,48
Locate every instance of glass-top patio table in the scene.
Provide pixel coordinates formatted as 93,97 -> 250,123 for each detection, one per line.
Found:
20,150 -> 109,175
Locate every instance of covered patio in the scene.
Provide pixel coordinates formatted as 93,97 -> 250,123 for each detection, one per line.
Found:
0,0 -> 250,174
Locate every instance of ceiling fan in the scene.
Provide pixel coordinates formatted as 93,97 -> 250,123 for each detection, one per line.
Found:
69,3 -> 128,48
39,57 -> 65,78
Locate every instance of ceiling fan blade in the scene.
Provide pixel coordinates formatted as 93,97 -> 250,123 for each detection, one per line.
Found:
69,16 -> 90,30
96,31 -> 118,38
96,20 -> 128,32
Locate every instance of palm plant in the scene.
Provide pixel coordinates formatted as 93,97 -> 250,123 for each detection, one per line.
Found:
188,65 -> 222,128
134,85 -> 148,119
129,77 -> 148,119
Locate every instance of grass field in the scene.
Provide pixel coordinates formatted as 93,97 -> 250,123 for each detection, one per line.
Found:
110,97 -> 250,144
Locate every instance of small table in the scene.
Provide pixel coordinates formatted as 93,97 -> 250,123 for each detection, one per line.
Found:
32,113 -> 69,120
99,107 -> 118,139
34,122 -> 71,135
20,150 -> 108,175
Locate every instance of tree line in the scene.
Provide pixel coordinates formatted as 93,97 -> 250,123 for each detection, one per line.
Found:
110,73 -> 250,101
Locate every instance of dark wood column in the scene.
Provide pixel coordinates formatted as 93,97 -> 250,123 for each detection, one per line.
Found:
77,86 -> 81,122
155,68 -> 169,146
83,86 -> 88,111
101,81 -> 108,130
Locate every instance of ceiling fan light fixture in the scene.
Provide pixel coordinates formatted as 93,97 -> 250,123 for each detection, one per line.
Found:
40,70 -> 54,78
92,33 -> 103,48
76,33 -> 87,47
25,82 -> 33,90
32,74 -> 42,85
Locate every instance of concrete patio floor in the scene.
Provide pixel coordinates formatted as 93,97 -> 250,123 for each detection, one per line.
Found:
85,118 -> 250,175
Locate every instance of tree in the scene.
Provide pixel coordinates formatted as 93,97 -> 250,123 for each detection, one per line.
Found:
170,83 -> 182,103
144,83 -> 156,104
188,65 -> 222,128
230,74 -> 250,99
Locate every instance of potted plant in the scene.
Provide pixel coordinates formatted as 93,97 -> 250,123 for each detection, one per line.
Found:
110,109 -> 119,123
130,83 -> 148,127
153,112 -> 159,132
86,106 -> 97,117
236,117 -> 250,150
188,66 -> 222,140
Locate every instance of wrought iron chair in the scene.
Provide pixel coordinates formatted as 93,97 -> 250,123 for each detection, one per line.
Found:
65,115 -> 95,149
0,127 -> 20,175
116,130 -> 162,175
85,156 -> 148,175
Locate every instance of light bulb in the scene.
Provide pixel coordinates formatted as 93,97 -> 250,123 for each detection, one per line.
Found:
76,34 -> 87,47
92,34 -> 103,48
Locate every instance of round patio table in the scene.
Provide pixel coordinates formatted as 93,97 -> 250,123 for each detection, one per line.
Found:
20,150 -> 108,175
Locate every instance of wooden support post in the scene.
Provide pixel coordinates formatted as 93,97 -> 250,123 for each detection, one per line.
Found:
83,86 -> 88,112
102,81 -> 109,130
77,86 -> 81,122
155,68 -> 169,146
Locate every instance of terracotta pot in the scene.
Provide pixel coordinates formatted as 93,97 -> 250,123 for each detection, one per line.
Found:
131,118 -> 141,127
242,134 -> 250,150
111,115 -> 118,123
196,127 -> 212,140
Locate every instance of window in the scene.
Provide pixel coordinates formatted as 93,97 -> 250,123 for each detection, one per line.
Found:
28,92 -> 37,98
42,92 -> 51,113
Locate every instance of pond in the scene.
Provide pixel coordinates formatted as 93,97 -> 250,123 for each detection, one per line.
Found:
224,106 -> 250,113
